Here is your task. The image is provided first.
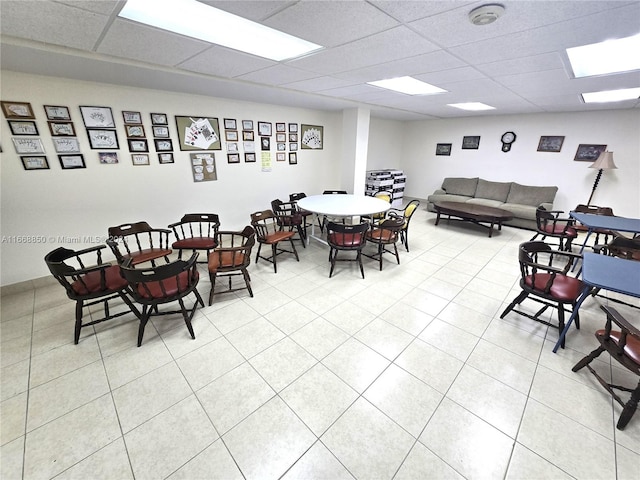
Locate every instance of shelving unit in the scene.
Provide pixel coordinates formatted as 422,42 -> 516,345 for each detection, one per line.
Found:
365,169 -> 406,207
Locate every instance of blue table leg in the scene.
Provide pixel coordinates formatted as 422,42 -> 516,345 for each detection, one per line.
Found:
553,285 -> 592,353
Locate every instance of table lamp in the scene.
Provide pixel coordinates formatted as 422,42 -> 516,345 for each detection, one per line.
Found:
587,151 -> 617,205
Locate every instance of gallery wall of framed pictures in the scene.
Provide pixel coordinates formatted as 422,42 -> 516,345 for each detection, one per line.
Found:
2,98 -> 321,178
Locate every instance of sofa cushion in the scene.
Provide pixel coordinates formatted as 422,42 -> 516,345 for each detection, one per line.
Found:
466,198 -> 506,208
501,203 -> 538,220
428,193 -> 474,205
506,183 -> 557,207
441,177 -> 479,197
475,179 -> 512,202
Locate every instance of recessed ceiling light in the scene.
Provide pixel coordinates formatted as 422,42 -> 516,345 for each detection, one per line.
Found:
567,33 -> 640,78
582,87 -> 640,103
118,0 -> 323,61
448,102 -> 496,111
367,76 -> 447,95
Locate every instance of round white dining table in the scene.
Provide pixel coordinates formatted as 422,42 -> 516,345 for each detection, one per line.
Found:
297,194 -> 390,245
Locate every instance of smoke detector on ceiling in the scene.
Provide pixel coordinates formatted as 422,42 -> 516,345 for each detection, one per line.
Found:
468,4 -> 505,26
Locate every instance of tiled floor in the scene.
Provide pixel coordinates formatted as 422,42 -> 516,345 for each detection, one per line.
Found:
2,203 -> 639,480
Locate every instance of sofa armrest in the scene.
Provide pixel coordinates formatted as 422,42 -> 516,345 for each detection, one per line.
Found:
432,189 -> 445,195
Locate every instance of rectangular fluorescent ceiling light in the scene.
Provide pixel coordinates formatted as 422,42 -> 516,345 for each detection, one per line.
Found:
367,77 -> 447,95
567,34 -> 640,77
582,87 -> 640,103
118,0 -> 322,61
448,102 -> 495,111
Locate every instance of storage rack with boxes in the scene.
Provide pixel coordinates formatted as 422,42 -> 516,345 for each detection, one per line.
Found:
365,169 -> 406,207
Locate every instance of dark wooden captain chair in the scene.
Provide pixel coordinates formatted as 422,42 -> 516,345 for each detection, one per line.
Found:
119,252 -> 204,347
107,221 -> 172,266
530,207 -> 578,251
573,204 -> 615,246
572,305 -> 640,430
45,245 -> 139,344
364,216 -> 404,271
500,241 -> 586,348
327,221 -> 369,279
208,226 -> 255,305
387,199 -> 420,252
168,213 -> 220,262
250,209 -> 299,273
271,198 -> 306,247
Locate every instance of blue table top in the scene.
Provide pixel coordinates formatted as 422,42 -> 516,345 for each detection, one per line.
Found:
582,252 -> 640,298
570,212 -> 640,234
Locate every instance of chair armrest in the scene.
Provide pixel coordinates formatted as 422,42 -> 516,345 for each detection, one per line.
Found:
601,305 -> 640,338
71,245 -> 108,257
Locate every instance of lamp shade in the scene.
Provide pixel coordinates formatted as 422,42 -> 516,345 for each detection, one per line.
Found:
590,151 -> 617,170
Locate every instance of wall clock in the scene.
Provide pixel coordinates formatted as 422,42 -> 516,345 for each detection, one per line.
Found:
501,131 -> 516,152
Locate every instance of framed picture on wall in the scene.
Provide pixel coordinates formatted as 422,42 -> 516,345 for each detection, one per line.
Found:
245,152 -> 256,163
301,124 -> 323,149
242,120 -> 253,130
12,137 -> 45,154
152,125 -> 170,138
574,144 -> 607,161
537,136 -> 565,152
227,153 -> 240,164
48,122 -> 76,136
87,129 -> 119,149
462,136 -> 480,149
154,139 -> 173,152
125,124 -> 145,137
276,152 -> 286,161
21,156 -> 49,170
158,153 -> 174,164
122,111 -> 142,124
128,138 -> 148,152
175,116 -> 221,150
151,113 -> 168,125
58,154 -> 86,169
80,106 -> 115,128
53,137 -> 80,153
258,121 -> 272,136
289,152 -> 298,165
1,101 -> 35,119
224,118 -> 237,130
276,123 -> 286,132
131,154 -> 150,165
436,143 -> 452,156
8,120 -> 38,135
98,152 -> 119,164
44,105 -> 71,120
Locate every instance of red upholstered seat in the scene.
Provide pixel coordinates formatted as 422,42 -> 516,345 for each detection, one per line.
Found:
72,265 -> 128,295
125,248 -> 173,265
328,232 -> 364,247
265,231 -> 295,244
524,273 -> 584,302
366,229 -> 397,242
172,237 -> 216,249
596,329 -> 640,366
208,250 -> 245,271
542,225 -> 577,237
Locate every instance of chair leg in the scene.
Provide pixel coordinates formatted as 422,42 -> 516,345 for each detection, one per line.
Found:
357,250 -> 365,279
297,225 -> 306,248
500,291 -> 528,318
74,300 -> 84,344
329,249 -> 337,277
208,272 -> 217,306
617,380 -> 640,430
393,243 -> 400,264
271,244 -> 278,273
137,308 -> 151,347
179,298 -> 196,340
378,243 -> 383,271
242,268 -> 254,297
255,244 -> 263,264
290,238 -> 299,261
557,303 -> 566,348
572,345 -> 605,372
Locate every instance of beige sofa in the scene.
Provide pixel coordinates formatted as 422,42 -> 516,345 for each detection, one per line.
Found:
427,177 -> 558,230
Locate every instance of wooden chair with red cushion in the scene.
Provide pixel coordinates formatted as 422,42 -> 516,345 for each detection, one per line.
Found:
364,216 -> 404,271
168,213 -> 220,262
572,305 -> 640,430
107,221 -> 172,266
326,221 -> 369,278
119,252 -> 204,346
250,209 -> 299,273
500,241 -> 586,348
207,226 -> 255,305
45,245 -> 139,344
530,207 -> 578,251
271,198 -> 306,248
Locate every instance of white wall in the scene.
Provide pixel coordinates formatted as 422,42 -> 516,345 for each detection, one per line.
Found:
366,117 -> 406,172
401,110 -> 640,217
0,71 -> 343,286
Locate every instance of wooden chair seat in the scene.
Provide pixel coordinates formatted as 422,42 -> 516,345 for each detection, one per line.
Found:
172,237 -> 216,249
524,273 -> 584,302
123,248 -> 173,265
134,270 -> 197,299
71,265 -> 127,295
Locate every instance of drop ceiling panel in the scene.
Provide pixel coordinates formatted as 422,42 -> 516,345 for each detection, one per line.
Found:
237,65 -> 320,86
287,26 -> 440,75
370,0 -> 475,23
283,76 -> 359,93
178,46 -> 276,78
0,0 -> 110,50
97,19 -> 211,67
333,50 -> 467,83
264,1 -> 399,47
475,53 -> 564,77
56,0 -> 120,15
